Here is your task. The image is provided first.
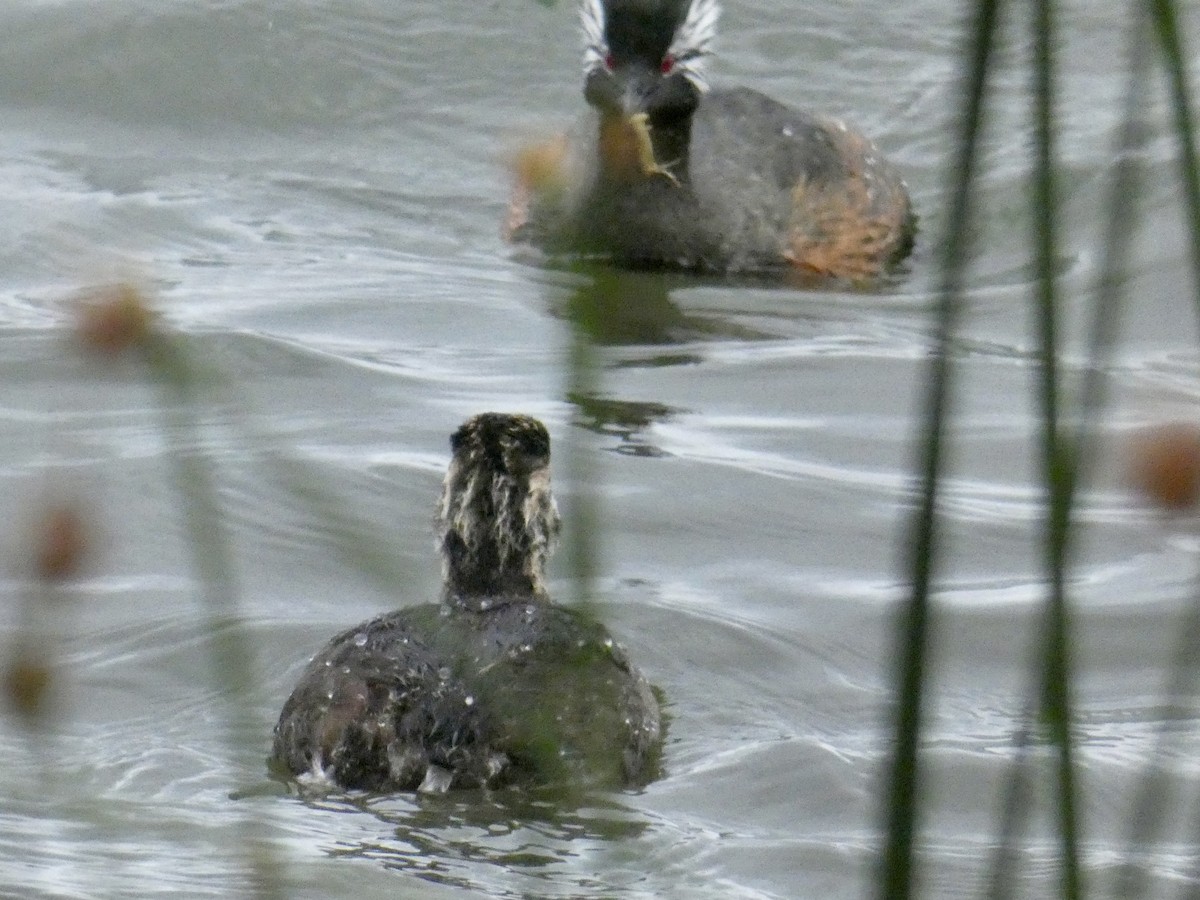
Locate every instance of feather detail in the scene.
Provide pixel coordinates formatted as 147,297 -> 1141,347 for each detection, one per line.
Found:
669,0 -> 721,92
580,0 -> 608,75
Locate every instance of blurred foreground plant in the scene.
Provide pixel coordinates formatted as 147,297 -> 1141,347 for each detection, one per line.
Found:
4,500 -> 91,723
71,282 -> 286,898
880,0 -> 1200,898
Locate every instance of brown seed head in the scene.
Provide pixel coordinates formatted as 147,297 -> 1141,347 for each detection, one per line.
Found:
512,135 -> 568,192
76,283 -> 155,357
1129,422 -> 1200,511
34,503 -> 89,582
4,657 -> 52,720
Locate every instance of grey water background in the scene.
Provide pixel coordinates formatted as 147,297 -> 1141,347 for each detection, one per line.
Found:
2,0 -> 1200,897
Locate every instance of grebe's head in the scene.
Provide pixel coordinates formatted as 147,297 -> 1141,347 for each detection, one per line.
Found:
580,0 -> 719,185
437,413 -> 561,603
581,0 -> 718,121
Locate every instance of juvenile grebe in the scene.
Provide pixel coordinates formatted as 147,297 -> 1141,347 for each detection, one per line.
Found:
506,0 -> 915,279
271,413 -> 661,792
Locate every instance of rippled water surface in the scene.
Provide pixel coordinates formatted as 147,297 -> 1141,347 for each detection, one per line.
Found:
3,1 -> 1200,897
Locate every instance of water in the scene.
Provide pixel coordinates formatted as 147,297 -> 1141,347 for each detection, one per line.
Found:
1,0 -> 1199,897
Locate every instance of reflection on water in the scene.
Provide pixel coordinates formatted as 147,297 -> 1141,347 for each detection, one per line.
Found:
568,392 -> 678,458
309,787 -> 652,896
556,267 -> 783,458
553,265 -> 777,349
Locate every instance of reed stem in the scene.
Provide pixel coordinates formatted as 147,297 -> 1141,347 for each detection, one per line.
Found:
879,0 -> 1003,895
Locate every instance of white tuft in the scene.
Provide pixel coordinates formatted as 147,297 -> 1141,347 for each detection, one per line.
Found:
580,0 -> 608,75
669,0 -> 721,92
295,753 -> 337,792
486,752 -> 510,779
418,764 -> 454,794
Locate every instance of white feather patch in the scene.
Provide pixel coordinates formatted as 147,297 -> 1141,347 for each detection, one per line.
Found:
669,0 -> 721,92
580,0 -> 608,75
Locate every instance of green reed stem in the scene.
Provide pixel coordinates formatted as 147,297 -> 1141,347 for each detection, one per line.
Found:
144,338 -> 246,714
1144,2 -> 1200,890
142,333 -> 284,900
1080,9 -> 1164,897
879,1 -> 1003,896
1030,0 -> 1085,896
1125,574 -> 1200,900
1133,5 -> 1200,896
983,3 -> 1088,893
1146,0 -> 1200,326
1075,8 -> 1147,447
990,3 -> 1163,895
562,269 -> 608,608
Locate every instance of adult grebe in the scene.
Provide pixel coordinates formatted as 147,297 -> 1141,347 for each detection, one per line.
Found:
507,0 -> 915,279
271,413 -> 661,792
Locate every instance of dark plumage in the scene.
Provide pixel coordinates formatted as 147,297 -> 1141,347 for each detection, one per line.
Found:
271,414 -> 661,793
507,0 -> 915,279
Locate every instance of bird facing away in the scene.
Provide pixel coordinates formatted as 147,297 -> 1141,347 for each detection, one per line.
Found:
271,413 -> 662,793
506,0 -> 915,280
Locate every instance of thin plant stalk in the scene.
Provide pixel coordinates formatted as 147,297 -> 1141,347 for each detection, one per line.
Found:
1029,0 -> 1084,894
879,0 -> 1004,895
1146,0 -> 1200,327
562,269 -> 608,610
1074,8 -> 1151,441
990,1 -> 1159,893
143,332 -> 285,900
1137,5 -> 1200,897
1076,7 -> 1164,896
1123,567 -> 1200,900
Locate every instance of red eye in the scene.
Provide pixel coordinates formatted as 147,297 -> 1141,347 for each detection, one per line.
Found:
660,54 -> 676,74
604,53 -> 616,71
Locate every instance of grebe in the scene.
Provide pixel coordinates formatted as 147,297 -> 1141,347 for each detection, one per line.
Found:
271,413 -> 661,792
506,0 -> 915,279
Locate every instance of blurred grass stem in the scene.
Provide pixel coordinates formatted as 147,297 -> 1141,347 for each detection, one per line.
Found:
879,0 -> 1003,896
143,332 -> 284,899
562,269 -> 612,609
1147,0 -> 1200,324
1028,0 -> 1084,894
